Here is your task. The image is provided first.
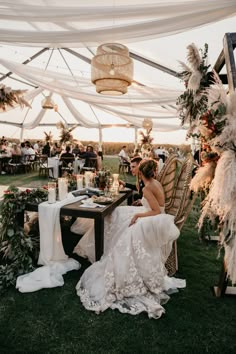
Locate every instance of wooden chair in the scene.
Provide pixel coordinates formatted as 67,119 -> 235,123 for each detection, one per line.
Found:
81,157 -> 98,173
38,155 -> 54,178
118,156 -> 129,178
158,154 -> 196,276
7,155 -> 24,174
60,156 -> 75,175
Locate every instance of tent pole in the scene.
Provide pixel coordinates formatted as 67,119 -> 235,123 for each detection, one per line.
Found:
134,127 -> 138,149
20,127 -> 24,142
99,127 -> 103,146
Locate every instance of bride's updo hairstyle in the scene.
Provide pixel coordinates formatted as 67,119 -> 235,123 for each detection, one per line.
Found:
139,159 -> 157,179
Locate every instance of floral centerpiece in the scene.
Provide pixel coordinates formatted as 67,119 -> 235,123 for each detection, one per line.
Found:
0,186 -> 48,291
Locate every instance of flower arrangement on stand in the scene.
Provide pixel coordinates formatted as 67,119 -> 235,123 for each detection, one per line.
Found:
177,43 -> 210,130
0,186 -> 48,291
177,42 -> 236,284
0,84 -> 31,111
139,129 -> 153,157
56,121 -> 77,145
44,131 -> 53,144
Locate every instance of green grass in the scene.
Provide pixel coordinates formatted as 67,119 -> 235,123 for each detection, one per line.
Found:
1,158 -> 236,353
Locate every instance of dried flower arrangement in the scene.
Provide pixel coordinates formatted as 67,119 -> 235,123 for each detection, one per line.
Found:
0,84 -> 31,111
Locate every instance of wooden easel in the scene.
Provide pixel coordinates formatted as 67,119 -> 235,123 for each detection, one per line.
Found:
212,33 -> 236,297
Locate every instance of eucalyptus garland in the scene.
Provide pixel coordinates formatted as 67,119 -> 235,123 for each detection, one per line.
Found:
0,186 -> 48,291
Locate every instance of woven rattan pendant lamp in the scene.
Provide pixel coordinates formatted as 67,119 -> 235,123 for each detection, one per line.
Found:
41,95 -> 55,109
91,43 -> 133,95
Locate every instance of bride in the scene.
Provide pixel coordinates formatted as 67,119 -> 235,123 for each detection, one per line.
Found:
73,159 -> 185,319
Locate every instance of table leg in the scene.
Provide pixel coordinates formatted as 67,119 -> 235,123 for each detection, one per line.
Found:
94,216 -> 104,261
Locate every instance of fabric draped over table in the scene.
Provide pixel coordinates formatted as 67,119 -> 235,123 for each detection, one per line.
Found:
16,194 -> 86,293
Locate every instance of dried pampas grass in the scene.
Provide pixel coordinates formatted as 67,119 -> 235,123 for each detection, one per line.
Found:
199,151 -> 236,234
186,43 -> 201,71
188,70 -> 202,92
190,162 -> 216,193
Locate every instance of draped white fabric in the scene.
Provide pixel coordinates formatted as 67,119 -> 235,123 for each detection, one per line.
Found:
0,58 -> 183,131
0,0 -> 235,135
0,1 -> 235,47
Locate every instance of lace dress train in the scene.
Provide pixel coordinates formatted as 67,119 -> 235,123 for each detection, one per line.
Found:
74,198 -> 185,319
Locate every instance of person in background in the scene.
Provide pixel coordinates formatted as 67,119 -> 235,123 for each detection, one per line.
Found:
20,142 -> 27,162
60,145 -> 75,162
42,142 -> 51,157
79,145 -> 97,167
118,145 -> 130,172
33,140 -> 40,153
119,156 -> 143,205
59,145 -> 75,176
24,142 -> 36,161
98,145 -> 103,160
11,143 -> 21,156
72,143 -> 81,157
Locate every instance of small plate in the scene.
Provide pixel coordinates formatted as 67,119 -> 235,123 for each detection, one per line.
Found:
119,187 -> 131,193
92,196 -> 113,204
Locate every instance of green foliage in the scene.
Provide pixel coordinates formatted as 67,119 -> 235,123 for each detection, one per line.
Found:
0,186 -> 48,292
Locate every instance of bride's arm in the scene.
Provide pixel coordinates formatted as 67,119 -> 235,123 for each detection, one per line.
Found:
129,188 -> 161,226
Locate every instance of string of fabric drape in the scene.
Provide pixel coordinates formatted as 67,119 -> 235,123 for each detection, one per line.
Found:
0,59 -> 181,108
0,0 -> 235,47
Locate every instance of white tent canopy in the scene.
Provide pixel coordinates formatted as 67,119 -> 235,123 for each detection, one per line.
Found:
0,0 -> 235,143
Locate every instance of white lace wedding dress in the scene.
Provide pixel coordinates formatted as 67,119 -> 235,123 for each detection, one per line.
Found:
73,197 -> 185,319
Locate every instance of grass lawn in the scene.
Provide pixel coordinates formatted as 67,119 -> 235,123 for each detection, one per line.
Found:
0,157 -> 236,353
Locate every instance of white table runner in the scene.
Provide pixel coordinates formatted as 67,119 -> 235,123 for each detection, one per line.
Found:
38,194 -> 86,265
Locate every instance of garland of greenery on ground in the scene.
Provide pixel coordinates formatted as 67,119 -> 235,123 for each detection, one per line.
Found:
0,186 -> 48,292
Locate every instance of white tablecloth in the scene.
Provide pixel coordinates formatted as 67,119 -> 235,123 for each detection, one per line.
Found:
48,157 -> 60,178
73,158 -> 85,173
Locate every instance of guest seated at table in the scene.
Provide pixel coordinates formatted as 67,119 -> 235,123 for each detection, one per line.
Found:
118,145 -> 130,172
50,142 -> 61,157
59,146 -> 75,176
24,142 -> 36,161
74,159 -> 184,319
42,142 -> 51,157
79,145 -> 97,167
11,142 -> 21,156
72,143 -> 81,157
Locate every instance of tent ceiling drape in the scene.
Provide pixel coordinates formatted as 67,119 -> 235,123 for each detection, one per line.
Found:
0,0 -> 235,141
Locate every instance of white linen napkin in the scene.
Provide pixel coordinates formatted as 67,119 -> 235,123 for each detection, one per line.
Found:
38,194 -> 87,265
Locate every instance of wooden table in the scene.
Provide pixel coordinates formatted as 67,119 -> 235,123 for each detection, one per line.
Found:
24,190 -> 132,261
61,191 -> 132,261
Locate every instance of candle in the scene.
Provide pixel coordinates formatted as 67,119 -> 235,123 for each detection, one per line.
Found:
48,188 -> 56,203
48,182 -> 56,203
76,175 -> 84,189
84,172 -> 91,188
58,178 -> 68,200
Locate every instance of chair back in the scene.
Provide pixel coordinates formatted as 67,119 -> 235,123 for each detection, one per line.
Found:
162,154 -> 196,276
87,157 -> 98,169
156,154 -> 180,209
38,154 -> 48,168
60,156 -> 74,168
